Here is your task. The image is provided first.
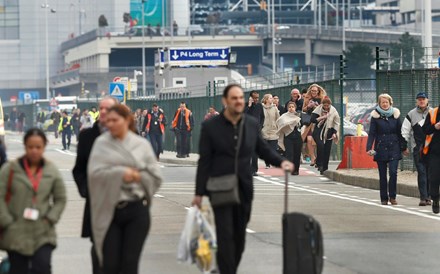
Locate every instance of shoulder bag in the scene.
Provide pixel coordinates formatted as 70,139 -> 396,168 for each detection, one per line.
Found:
206,116 -> 245,207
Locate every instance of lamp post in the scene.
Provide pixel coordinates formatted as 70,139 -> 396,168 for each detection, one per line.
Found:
41,2 -> 56,99
142,0 -> 146,97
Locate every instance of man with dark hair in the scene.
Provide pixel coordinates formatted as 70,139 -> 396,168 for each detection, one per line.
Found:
72,96 -> 118,274
193,84 -> 293,274
273,95 -> 285,114
204,106 -> 219,121
245,90 -> 264,176
145,104 -> 167,160
172,102 -> 194,158
58,111 -> 72,150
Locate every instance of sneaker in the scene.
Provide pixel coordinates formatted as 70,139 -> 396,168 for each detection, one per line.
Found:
433,200 -> 439,214
305,157 -> 311,163
419,200 -> 427,206
389,198 -> 398,205
265,165 -> 270,169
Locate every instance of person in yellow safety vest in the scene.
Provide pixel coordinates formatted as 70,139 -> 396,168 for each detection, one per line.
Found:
58,110 -> 73,150
89,107 -> 100,122
422,105 -> 440,214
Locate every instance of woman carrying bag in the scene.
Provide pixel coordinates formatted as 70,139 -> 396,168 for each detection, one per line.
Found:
311,96 -> 340,175
0,128 -> 67,274
88,104 -> 162,274
367,94 -> 407,205
277,102 -> 302,175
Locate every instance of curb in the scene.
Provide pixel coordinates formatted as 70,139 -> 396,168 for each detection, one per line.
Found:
324,170 -> 420,199
159,158 -> 198,166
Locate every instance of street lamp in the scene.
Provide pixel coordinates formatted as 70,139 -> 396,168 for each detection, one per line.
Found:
141,0 -> 146,97
41,2 -> 56,100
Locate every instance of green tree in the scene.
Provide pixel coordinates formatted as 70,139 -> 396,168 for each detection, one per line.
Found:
390,32 -> 424,70
345,42 -> 374,78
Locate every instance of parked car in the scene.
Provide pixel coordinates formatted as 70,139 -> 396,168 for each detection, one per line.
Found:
343,118 -> 368,137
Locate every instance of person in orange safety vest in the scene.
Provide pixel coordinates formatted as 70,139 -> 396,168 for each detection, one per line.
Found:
172,102 -> 194,158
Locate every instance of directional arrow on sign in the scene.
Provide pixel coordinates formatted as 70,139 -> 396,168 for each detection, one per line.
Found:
220,49 -> 228,59
172,51 -> 179,60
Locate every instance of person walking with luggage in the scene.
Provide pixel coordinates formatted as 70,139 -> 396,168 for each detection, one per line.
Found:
72,96 -> 118,274
172,102 -> 194,158
401,92 -> 432,206
277,102 -> 302,175
145,104 -> 166,160
0,128 -> 66,274
422,102 -> 440,213
88,104 -> 162,274
261,93 -> 280,169
310,96 -> 340,175
245,90 -> 265,176
192,84 -> 293,274
58,111 -> 73,151
367,94 -> 407,205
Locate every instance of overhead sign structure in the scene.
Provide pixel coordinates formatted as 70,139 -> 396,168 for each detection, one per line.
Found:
109,82 -> 125,101
167,47 -> 231,67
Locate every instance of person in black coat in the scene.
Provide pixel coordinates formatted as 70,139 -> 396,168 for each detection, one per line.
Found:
72,96 -> 118,274
193,84 -> 293,274
367,94 -> 407,206
245,90 -> 265,175
422,104 -> 440,214
284,88 -> 304,113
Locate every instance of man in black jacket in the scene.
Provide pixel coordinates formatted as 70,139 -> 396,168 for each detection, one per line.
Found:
284,88 -> 303,113
193,84 -> 293,274
245,90 -> 265,175
422,105 -> 440,214
72,96 -> 118,274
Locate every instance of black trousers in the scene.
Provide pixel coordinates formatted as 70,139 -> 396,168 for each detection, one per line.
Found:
428,153 -> 440,200
102,200 -> 150,274
8,244 -> 54,274
264,140 -> 278,166
313,127 -> 333,171
284,135 -> 302,173
175,129 -> 189,156
251,153 -> 258,173
213,202 -> 252,274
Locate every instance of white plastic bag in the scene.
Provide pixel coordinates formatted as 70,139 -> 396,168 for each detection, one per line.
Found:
177,206 -> 217,273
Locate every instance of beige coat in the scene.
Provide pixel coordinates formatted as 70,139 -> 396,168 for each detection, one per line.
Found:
262,104 -> 280,141
0,159 -> 66,255
88,131 -> 162,266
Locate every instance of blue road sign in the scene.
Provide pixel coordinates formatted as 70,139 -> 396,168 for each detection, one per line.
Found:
168,47 -> 230,66
18,91 -> 40,101
109,82 -> 125,101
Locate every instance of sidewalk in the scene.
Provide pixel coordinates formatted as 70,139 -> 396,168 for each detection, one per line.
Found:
325,168 -> 420,199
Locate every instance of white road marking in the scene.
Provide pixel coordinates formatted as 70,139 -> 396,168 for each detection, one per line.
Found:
246,228 -> 256,234
319,177 -> 329,181
54,149 -> 77,156
154,194 -> 165,198
255,177 -> 440,222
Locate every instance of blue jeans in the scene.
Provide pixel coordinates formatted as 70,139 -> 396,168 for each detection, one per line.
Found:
377,159 -> 399,201
413,147 -> 429,200
149,132 -> 163,158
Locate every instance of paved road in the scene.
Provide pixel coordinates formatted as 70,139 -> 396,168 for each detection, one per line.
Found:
3,133 -> 440,274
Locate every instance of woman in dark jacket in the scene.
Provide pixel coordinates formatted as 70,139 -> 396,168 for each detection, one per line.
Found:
367,94 -> 407,205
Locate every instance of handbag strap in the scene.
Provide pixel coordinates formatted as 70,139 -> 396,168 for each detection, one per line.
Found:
235,115 -> 245,174
5,168 -> 14,204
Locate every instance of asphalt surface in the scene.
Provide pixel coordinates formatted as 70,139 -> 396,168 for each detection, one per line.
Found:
3,132 -> 440,274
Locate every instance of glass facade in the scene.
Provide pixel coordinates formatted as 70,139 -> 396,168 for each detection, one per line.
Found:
0,0 -> 19,39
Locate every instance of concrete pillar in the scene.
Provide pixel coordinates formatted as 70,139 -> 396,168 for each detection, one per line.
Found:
305,38 -> 312,66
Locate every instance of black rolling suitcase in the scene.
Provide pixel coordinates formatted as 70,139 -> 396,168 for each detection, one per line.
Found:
282,171 -> 324,274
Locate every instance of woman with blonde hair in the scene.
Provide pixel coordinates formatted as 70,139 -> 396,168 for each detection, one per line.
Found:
367,93 -> 407,205
301,84 -> 327,166
261,93 -> 280,168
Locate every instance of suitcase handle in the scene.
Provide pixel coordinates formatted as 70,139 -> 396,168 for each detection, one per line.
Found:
284,170 -> 289,214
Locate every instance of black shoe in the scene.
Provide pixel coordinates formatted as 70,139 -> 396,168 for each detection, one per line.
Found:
62,148 -> 66,151
176,154 -> 183,158
67,146 -> 70,150
252,172 -> 259,177
186,154 -> 190,158
292,171 -> 299,176
433,199 -> 439,214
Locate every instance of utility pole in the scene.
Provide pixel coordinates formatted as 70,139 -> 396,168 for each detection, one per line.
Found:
271,0 -> 276,73
425,0 -> 433,68
142,0 -> 146,96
